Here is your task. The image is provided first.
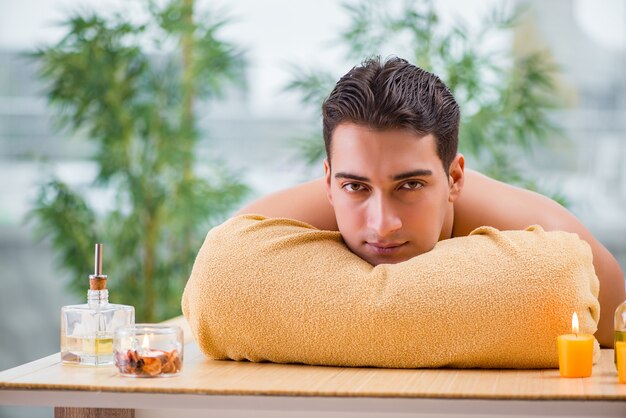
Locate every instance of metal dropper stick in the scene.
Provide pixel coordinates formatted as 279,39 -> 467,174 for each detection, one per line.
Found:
94,243 -> 103,276
89,243 -> 107,290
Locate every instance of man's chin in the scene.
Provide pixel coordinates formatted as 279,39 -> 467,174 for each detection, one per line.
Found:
352,248 -> 415,266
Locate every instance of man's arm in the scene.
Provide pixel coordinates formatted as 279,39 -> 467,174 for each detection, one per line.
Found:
235,170 -> 625,347
454,170 -> 625,347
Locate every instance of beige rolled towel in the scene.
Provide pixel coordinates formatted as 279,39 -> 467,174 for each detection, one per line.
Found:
182,214 -> 600,368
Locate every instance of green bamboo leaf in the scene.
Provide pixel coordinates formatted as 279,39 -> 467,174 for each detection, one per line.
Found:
27,180 -> 99,296
30,0 -> 249,322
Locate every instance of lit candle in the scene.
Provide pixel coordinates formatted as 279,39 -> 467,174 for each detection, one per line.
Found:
114,324 -> 183,377
141,334 -> 151,354
616,341 -> 626,384
557,312 -> 594,378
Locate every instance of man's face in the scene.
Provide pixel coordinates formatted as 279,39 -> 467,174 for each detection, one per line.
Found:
324,123 -> 463,266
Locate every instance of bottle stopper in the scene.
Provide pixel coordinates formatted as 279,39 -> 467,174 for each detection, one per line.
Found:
89,243 -> 108,290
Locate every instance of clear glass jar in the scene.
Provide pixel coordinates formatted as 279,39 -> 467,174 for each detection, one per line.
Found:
61,244 -> 135,366
114,324 -> 183,377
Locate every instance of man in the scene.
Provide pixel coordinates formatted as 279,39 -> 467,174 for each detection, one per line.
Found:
236,57 -> 624,347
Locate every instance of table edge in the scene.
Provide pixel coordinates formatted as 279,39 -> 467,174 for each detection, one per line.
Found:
1,382 -> 625,401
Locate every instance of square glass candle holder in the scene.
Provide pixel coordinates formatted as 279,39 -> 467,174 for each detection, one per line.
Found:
113,324 -> 183,377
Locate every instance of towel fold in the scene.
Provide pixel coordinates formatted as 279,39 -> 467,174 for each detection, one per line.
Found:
182,214 -> 600,368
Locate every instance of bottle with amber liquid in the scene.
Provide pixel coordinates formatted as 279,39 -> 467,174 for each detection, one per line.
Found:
61,243 -> 134,366
616,299 -> 626,366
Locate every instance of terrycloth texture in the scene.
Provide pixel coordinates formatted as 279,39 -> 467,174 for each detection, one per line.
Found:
182,214 -> 600,369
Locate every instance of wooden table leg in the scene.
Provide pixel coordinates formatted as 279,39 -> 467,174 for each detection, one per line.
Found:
55,407 -> 134,418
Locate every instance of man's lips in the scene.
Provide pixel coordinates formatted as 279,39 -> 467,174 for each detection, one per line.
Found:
365,242 -> 407,255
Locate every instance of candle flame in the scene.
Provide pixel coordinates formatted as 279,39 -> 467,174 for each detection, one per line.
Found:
572,312 -> 579,334
142,334 -> 150,350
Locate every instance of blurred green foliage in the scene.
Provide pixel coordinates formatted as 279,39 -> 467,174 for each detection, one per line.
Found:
28,0 -> 248,322
287,0 -> 567,203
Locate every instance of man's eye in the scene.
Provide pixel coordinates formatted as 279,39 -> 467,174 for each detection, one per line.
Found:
400,181 -> 423,190
343,183 -> 366,192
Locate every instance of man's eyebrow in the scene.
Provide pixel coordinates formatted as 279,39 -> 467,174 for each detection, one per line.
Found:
392,169 -> 433,181
334,172 -> 370,182
334,169 -> 433,182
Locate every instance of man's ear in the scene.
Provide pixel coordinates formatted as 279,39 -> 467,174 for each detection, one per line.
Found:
448,153 -> 465,203
323,159 -> 334,206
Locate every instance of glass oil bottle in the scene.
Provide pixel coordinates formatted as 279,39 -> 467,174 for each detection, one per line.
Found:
61,243 -> 135,366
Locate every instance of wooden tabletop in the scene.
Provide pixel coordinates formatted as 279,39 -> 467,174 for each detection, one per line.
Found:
1,316 -> 626,401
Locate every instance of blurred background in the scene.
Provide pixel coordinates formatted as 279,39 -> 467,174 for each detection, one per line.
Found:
1,0 -> 625,416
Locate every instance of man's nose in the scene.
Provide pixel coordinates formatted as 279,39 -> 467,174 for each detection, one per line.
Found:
367,194 -> 402,237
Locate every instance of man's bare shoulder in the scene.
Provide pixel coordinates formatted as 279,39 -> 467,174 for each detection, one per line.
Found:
235,178 -> 338,230
452,169 -> 569,237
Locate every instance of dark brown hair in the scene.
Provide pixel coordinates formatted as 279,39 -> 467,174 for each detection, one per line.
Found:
322,56 -> 460,172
